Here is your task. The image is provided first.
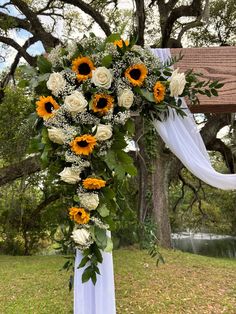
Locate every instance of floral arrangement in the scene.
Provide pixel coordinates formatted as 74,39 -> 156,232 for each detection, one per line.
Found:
32,34 -> 221,284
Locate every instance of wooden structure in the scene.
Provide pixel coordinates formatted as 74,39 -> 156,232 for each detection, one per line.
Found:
170,47 -> 236,113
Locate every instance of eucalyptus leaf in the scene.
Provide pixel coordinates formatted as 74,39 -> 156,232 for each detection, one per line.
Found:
37,55 -> 52,74
97,204 -> 110,217
101,55 -> 113,68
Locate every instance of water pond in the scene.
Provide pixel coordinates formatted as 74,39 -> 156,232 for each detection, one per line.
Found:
171,232 -> 236,258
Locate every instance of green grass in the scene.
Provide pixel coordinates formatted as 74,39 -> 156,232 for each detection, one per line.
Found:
0,249 -> 235,314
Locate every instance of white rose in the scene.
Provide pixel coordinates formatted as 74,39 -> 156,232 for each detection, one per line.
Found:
48,127 -> 66,145
64,91 -> 88,114
91,67 -> 113,89
47,72 -> 66,96
71,228 -> 92,246
93,124 -> 113,141
79,193 -> 99,210
59,167 -> 82,184
118,89 -> 134,109
169,68 -> 186,97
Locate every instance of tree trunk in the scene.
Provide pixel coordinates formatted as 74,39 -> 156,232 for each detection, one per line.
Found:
151,146 -> 172,248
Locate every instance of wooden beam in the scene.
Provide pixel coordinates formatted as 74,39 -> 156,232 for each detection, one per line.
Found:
170,47 -> 236,113
189,104 -> 236,114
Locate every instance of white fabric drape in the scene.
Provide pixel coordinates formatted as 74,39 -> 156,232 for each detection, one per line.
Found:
152,48 -> 236,190
74,245 -> 116,314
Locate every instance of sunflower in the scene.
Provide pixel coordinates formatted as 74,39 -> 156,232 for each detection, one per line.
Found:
83,178 -> 106,190
70,134 -> 97,156
72,56 -> 95,81
114,39 -> 129,48
69,207 -> 90,224
36,96 -> 60,119
124,64 -> 148,87
92,94 -> 114,115
153,81 -> 166,103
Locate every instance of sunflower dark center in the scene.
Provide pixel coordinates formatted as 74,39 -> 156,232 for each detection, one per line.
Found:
129,68 -> 141,80
77,212 -> 82,216
78,63 -> 91,75
97,98 -> 108,109
45,102 -> 54,113
78,140 -> 89,147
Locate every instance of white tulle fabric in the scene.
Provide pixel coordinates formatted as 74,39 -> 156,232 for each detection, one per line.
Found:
74,241 -> 116,314
152,48 -> 236,190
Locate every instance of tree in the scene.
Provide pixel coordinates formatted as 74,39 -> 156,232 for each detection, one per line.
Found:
0,0 -> 235,248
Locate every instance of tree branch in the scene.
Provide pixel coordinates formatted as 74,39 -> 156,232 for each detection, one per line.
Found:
0,156 -> 41,186
0,36 -> 38,101
10,0 -> 60,49
207,138 -> 235,173
29,193 -> 61,220
60,0 -> 111,36
0,36 -> 36,65
134,0 -> 145,46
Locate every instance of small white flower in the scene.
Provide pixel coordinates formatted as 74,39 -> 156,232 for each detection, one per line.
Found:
91,67 -> 113,89
59,167 -> 82,184
118,89 -> 134,109
48,127 -> 66,145
169,68 -> 186,97
93,124 -> 113,141
47,72 -> 66,96
64,91 -> 88,114
71,228 -> 92,246
79,193 -> 99,210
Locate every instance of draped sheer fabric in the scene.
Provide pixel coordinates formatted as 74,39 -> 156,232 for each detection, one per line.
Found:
152,48 -> 236,190
74,233 -> 116,314
73,48 -> 236,314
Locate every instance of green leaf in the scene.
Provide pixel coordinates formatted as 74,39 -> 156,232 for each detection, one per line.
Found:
205,89 -> 212,97
91,272 -> 97,285
97,204 -> 110,217
28,135 -> 44,153
140,88 -> 156,102
69,275 -> 73,291
101,54 -> 113,68
102,187 -> 115,200
18,79 -> 29,88
82,266 -> 92,283
37,55 -> 52,74
104,237 -> 113,252
73,195 -> 80,202
93,244 -> 103,263
94,227 -> 107,250
105,33 -> 121,43
215,82 -> 224,89
125,119 -> 135,136
211,89 -> 218,97
78,256 -> 89,268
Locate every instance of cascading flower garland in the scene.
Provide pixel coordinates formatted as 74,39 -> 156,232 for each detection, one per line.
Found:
31,34 -> 222,284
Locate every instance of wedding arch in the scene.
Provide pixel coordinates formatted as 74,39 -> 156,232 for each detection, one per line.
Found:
0,1 -> 235,314
30,35 -> 236,313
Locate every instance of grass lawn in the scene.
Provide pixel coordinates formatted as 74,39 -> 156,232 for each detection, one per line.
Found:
0,249 -> 235,314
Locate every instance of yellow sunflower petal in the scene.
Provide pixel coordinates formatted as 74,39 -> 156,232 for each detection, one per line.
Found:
153,81 -> 166,103
114,39 -> 129,48
70,134 -> 97,156
69,207 -> 90,224
125,64 -> 148,87
72,56 -> 95,81
92,94 -> 114,115
83,178 -> 106,190
36,96 -> 60,119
